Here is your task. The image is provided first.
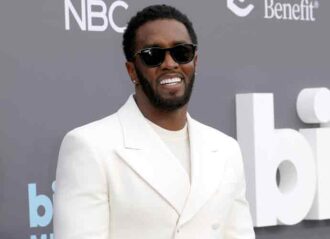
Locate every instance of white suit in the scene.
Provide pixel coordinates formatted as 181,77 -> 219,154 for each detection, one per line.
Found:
54,95 -> 255,239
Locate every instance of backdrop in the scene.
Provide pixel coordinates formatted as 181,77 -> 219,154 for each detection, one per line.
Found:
0,0 -> 329,238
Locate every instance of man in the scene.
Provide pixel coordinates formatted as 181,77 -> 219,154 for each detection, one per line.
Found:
54,4 -> 255,239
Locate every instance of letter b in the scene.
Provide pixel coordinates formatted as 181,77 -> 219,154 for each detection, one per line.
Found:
28,184 -> 53,228
236,93 -> 316,226
87,0 -> 108,31
264,0 -> 275,19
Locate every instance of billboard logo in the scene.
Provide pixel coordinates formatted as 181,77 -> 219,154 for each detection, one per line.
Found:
236,88 -> 330,227
28,182 -> 55,239
227,0 -> 254,17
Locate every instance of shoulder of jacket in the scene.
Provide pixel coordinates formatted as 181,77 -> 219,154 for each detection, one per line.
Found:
63,112 -> 122,149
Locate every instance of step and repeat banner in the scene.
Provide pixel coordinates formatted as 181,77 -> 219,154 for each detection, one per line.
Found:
1,0 -> 329,238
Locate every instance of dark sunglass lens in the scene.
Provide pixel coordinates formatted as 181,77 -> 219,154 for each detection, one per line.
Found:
171,45 -> 195,64
140,48 -> 164,67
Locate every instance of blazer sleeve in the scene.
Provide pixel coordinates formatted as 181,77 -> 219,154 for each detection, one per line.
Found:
53,130 -> 110,239
224,141 -> 255,239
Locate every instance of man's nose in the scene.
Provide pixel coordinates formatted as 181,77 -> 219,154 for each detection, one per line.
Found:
161,51 -> 179,69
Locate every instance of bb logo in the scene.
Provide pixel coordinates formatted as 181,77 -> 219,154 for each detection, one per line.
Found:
236,88 -> 330,227
227,0 -> 254,17
28,182 -> 55,239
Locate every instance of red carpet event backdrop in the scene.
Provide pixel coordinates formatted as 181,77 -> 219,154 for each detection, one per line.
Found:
0,0 -> 329,238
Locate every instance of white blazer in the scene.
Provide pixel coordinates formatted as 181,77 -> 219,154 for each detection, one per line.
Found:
54,95 -> 255,239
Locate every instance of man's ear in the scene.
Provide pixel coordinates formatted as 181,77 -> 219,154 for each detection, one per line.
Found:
125,61 -> 138,84
193,53 -> 198,68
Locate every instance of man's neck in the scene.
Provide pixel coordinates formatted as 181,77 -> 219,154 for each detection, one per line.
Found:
134,94 -> 188,131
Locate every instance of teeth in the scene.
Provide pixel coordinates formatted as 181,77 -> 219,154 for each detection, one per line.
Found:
160,77 -> 181,85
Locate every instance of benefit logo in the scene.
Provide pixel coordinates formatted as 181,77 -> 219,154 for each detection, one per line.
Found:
227,0 -> 254,17
227,0 -> 319,22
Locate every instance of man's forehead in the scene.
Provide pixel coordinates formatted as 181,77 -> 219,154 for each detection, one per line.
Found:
135,19 -> 191,48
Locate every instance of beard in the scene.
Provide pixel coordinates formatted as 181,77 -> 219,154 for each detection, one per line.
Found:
135,66 -> 195,111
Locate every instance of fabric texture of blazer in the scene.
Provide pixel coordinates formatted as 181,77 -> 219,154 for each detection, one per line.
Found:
53,95 -> 255,239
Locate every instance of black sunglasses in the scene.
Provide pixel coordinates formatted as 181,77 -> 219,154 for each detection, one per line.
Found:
132,43 -> 197,67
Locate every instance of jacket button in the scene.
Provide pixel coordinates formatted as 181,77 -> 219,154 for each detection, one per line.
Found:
212,223 -> 220,230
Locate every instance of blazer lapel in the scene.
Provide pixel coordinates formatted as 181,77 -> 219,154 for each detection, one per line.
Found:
177,116 -> 229,227
115,95 -> 190,214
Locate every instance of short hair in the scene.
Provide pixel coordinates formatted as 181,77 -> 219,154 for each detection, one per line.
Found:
122,4 -> 198,61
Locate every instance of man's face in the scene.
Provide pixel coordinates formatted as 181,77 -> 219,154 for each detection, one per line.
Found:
132,19 -> 197,111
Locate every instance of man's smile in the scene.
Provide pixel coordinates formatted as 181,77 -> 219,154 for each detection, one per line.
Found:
160,77 -> 182,85
158,75 -> 184,94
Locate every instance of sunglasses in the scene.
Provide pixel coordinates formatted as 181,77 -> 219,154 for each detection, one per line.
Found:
132,43 -> 197,67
